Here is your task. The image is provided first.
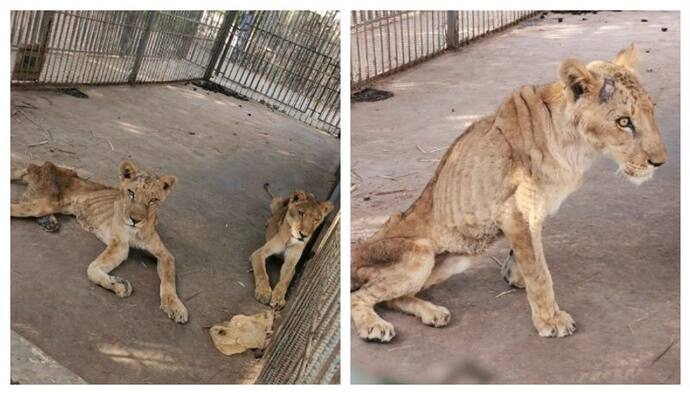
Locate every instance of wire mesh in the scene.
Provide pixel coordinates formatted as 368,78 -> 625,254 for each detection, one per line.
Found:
351,10 -> 538,90
255,213 -> 341,384
209,11 -> 340,136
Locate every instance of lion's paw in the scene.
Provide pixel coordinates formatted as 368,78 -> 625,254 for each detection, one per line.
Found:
420,305 -> 451,327
357,316 -> 396,343
111,276 -> 133,298
534,310 -> 576,338
255,285 -> 272,305
161,295 -> 189,324
37,215 -> 60,233
269,295 -> 286,310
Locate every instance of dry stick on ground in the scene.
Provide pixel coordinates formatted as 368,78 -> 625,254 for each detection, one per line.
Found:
351,169 -> 364,182
184,290 -> 203,302
627,313 -> 650,334
495,289 -> 517,298
376,171 -> 417,180
416,144 -> 448,154
18,109 -> 53,142
651,338 -> 676,364
106,139 -> 115,151
375,189 -> 410,196
418,158 -> 441,162
27,140 -> 48,147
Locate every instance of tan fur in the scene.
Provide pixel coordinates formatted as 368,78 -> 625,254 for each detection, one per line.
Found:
11,161 -> 188,323
251,187 -> 333,310
352,44 -> 668,342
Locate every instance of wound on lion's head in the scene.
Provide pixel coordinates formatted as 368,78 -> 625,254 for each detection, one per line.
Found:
599,78 -> 616,103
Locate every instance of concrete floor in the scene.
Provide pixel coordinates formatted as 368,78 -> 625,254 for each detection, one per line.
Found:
351,11 -> 679,384
10,83 -> 339,383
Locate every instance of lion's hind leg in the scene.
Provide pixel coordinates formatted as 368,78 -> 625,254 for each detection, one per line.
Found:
351,237 -> 435,343
11,162 -> 69,232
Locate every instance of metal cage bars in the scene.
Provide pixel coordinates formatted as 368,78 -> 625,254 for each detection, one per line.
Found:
10,10 -> 340,136
351,10 -> 538,90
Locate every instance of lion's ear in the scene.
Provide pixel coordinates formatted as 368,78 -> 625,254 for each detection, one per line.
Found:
614,43 -> 639,73
119,160 -> 138,180
160,175 -> 177,192
290,190 -> 307,203
320,200 -> 334,216
558,59 -> 595,101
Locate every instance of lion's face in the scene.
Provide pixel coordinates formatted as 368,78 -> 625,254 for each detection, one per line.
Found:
118,161 -> 176,229
284,190 -> 333,242
559,44 -> 668,184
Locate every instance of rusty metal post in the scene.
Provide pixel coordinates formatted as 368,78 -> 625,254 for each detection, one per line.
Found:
128,11 -> 156,84
446,11 -> 459,49
203,11 -> 236,81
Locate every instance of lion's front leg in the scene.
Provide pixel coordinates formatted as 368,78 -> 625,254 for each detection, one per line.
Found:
250,236 -> 284,305
270,247 -> 303,310
146,234 -> 188,324
500,208 -> 576,338
87,241 -> 131,297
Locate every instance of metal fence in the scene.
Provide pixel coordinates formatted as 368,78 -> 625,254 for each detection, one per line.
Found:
351,10 -> 538,89
209,11 -> 340,135
10,10 -> 340,136
256,212 -> 340,384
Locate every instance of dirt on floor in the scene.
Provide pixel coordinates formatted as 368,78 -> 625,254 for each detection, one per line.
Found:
350,11 -> 679,384
10,82 -> 339,383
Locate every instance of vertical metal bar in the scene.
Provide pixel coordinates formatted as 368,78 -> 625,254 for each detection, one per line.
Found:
128,10 -> 155,83
446,11 -> 459,50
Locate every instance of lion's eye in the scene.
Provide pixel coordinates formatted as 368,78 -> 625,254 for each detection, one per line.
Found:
616,116 -> 632,128
127,190 -> 135,199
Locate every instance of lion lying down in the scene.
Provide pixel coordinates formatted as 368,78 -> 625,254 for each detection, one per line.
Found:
11,160 -> 188,323
352,44 -> 668,342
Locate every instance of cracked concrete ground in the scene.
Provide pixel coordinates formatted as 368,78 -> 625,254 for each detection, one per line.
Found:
11,82 -> 339,383
351,11 -> 679,384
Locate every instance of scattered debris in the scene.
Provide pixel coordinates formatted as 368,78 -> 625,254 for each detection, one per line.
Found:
185,290 -> 203,302
418,158 -> 441,163
351,169 -> 364,182
557,18 -> 563,23
646,68 -> 654,73
106,139 -> 114,151
641,19 -> 648,22
57,87 -> 89,99
27,140 -> 48,147
191,80 -> 249,101
236,281 -> 246,288
661,27 -> 668,32
627,313 -> 649,334
374,189 -> 409,196
416,144 -> 447,154
377,171 -> 417,181
209,310 -> 274,356
17,109 -> 53,142
651,338 -> 676,364
188,131 -> 196,135
495,289 -> 516,298
352,88 -> 394,103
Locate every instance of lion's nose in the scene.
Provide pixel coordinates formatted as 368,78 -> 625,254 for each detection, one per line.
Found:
648,159 -> 665,167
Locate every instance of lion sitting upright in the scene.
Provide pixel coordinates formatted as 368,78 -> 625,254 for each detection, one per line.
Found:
352,44 -> 667,342
251,184 -> 333,310
11,160 -> 189,323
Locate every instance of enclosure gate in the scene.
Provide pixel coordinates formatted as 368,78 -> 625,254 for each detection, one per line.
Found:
351,10 -> 538,90
10,10 -> 340,136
